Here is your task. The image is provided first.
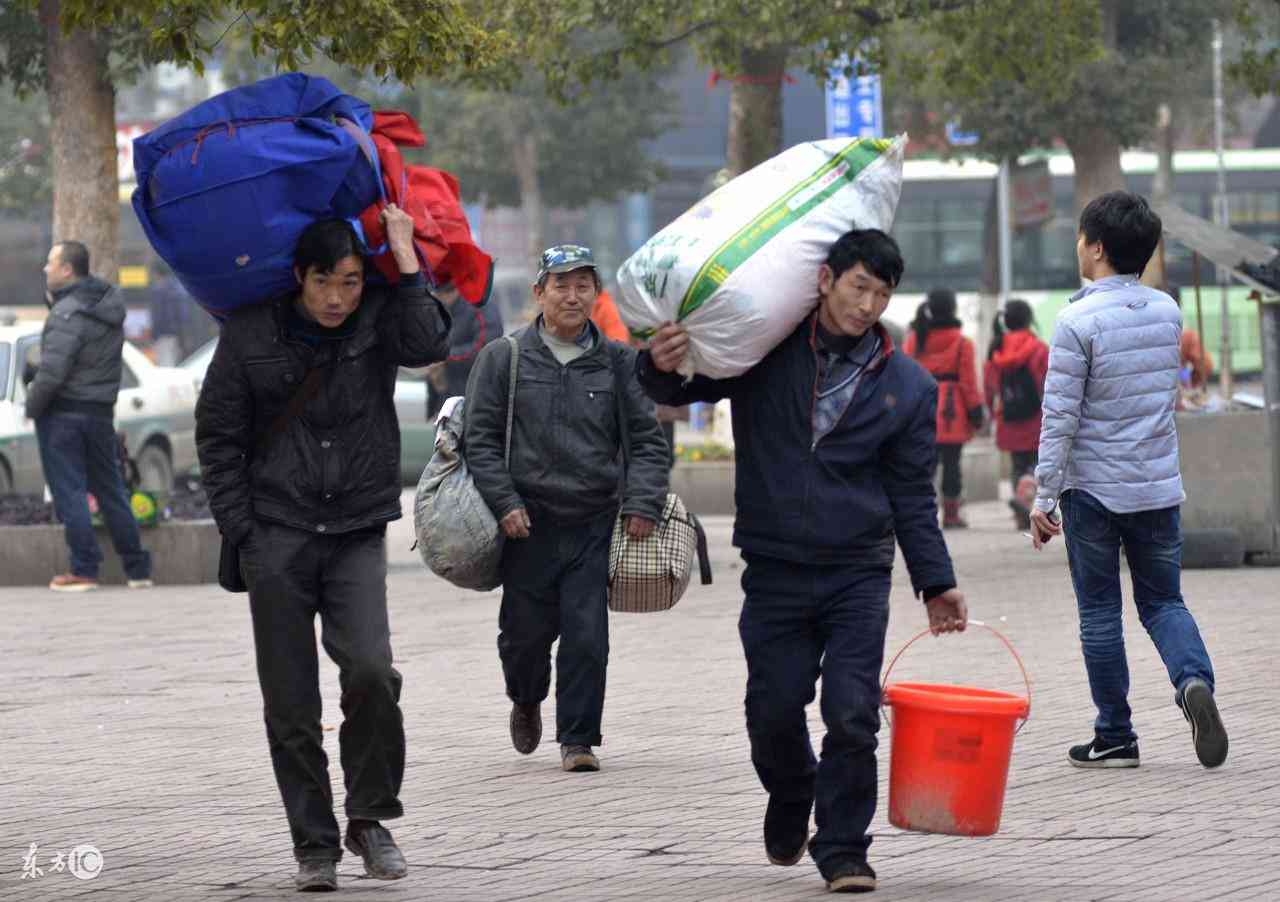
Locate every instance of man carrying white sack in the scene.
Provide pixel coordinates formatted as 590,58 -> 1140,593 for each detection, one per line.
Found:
637,228 -> 968,894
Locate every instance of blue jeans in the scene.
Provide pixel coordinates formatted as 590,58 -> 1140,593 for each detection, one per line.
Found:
35,413 -> 151,581
738,554 -> 891,871
1061,490 -> 1214,745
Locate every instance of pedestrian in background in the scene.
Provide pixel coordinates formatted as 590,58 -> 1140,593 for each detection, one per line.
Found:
425,281 -> 505,420
1031,191 -> 1227,772
983,299 -> 1049,531
26,240 -> 153,593
903,288 -> 984,528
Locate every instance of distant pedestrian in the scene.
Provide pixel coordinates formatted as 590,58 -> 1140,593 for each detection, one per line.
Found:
1031,191 -> 1227,771
903,288 -> 984,528
983,299 -> 1049,530
426,281 -> 505,420
26,240 -> 153,593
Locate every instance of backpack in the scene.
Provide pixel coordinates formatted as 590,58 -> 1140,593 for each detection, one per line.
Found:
1000,364 -> 1041,422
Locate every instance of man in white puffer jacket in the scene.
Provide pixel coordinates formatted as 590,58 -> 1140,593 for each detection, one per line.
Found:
1031,191 -> 1227,772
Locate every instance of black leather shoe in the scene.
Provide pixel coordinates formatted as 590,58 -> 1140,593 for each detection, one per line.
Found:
763,794 -> 812,866
510,702 -> 542,755
344,821 -> 407,880
824,859 -> 877,893
294,859 -> 337,892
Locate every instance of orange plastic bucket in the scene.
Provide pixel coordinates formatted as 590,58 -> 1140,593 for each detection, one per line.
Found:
881,622 -> 1031,837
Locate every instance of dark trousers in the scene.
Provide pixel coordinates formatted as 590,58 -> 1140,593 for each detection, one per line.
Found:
738,553 -> 891,871
1010,450 -> 1038,494
240,521 -> 404,862
936,443 -> 964,499
498,510 -> 613,746
35,413 -> 151,580
1060,490 -> 1215,745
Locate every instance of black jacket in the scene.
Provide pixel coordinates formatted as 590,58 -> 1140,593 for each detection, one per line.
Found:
463,319 -> 669,526
195,276 -> 450,544
26,276 -> 127,420
427,298 -> 505,417
636,316 -> 956,597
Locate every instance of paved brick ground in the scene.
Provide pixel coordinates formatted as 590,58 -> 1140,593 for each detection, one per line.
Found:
2,495 -> 1277,901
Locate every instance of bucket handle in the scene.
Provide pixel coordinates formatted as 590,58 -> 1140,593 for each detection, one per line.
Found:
880,620 -> 1032,734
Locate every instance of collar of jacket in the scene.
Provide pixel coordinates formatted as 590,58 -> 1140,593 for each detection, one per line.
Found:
804,311 -> 895,374
525,315 -> 606,359
1069,274 -> 1142,303
270,292 -> 370,353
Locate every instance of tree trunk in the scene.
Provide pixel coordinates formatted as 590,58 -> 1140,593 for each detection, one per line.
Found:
511,130 -> 543,269
1151,102 -> 1175,204
726,47 -> 788,177
39,0 -> 119,284
1065,126 -> 1126,220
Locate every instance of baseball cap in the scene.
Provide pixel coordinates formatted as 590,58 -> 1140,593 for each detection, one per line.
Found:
536,244 -> 597,283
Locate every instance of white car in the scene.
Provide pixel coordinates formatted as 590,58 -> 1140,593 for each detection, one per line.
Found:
0,321 -> 199,495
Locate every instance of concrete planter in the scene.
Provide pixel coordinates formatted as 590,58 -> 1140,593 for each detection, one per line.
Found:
672,439 -> 1001,519
0,519 -> 222,586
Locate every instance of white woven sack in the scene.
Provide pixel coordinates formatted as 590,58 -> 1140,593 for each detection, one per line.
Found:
607,493 -> 696,613
616,135 -> 905,379
413,398 -> 503,591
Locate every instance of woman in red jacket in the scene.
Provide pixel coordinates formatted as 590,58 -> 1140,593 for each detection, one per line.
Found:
903,288 -> 983,528
982,299 -> 1049,531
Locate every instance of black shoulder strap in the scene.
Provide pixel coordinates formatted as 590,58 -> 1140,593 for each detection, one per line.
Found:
256,366 -> 327,458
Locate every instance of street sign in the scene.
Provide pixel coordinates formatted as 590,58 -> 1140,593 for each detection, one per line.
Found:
826,62 -> 882,140
945,120 -> 980,147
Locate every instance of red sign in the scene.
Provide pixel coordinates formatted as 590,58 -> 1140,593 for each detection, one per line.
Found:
1012,160 -> 1053,227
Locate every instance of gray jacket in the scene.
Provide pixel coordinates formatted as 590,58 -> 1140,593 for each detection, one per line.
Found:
26,276 -> 127,421
463,319 -> 669,526
1035,275 -> 1186,514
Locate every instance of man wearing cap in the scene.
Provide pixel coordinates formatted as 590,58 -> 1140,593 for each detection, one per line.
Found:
463,244 -> 670,773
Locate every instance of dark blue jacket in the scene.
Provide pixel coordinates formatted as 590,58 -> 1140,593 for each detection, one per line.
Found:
636,315 -> 956,598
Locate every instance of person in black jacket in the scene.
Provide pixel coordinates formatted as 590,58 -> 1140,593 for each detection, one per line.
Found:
463,244 -> 669,775
26,240 -> 152,592
425,281 -> 505,419
637,229 -> 968,895
195,206 -> 450,892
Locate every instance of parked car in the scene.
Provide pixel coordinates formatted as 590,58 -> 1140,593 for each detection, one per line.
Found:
0,322 -> 199,495
180,338 -> 436,484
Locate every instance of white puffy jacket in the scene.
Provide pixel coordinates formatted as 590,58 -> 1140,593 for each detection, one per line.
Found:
1035,275 -> 1186,514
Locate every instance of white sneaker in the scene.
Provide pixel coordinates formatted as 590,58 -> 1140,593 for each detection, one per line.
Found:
127,579 -> 155,589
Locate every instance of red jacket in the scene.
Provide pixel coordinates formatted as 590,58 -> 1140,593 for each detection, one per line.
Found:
358,111 -> 494,306
983,329 -> 1049,453
903,326 -> 982,446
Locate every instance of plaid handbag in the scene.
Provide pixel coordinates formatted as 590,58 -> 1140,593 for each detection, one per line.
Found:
606,349 -> 712,613
608,493 -> 711,613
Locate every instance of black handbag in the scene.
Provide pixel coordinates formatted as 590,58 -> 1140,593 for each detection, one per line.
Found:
217,367 -> 327,592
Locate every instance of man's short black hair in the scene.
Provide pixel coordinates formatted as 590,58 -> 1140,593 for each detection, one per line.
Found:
825,228 -> 904,288
1078,191 -> 1162,276
294,219 -> 367,276
55,241 -> 90,278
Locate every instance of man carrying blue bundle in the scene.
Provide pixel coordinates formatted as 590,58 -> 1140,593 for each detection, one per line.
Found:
637,228 -> 968,894
197,205 -> 450,891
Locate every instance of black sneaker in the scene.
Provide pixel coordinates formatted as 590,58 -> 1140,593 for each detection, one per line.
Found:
294,859 -> 338,892
824,859 -> 877,893
1067,737 -> 1140,768
763,794 -> 812,866
343,821 -> 407,880
510,702 -> 542,755
1181,678 -> 1228,768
